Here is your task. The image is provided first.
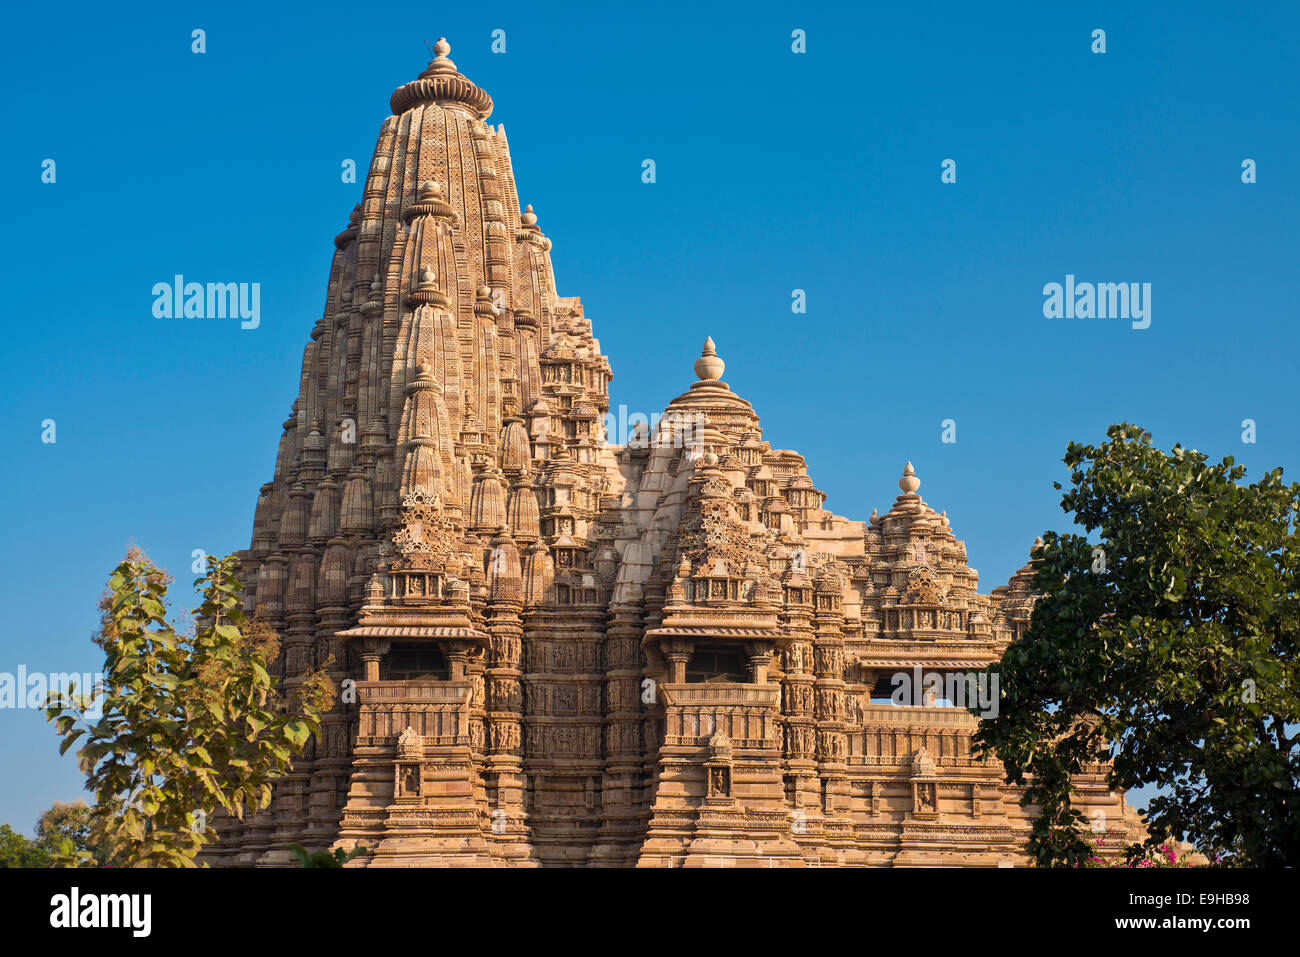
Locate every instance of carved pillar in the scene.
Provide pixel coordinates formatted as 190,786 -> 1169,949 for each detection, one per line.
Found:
485,557 -> 529,858
590,600 -> 647,866
780,588 -> 820,850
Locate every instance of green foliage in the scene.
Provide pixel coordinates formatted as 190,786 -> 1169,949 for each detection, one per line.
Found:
34,800 -> 106,866
0,824 -> 49,868
974,424 -> 1300,867
288,843 -> 367,868
0,801 -> 108,868
46,549 -> 335,868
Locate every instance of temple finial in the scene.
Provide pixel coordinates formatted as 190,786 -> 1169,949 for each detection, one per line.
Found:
694,337 -> 724,381
424,37 -> 458,75
899,461 -> 921,494
392,34 -> 493,117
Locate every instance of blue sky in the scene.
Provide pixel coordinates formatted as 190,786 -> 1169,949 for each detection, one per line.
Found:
2,0 -> 1297,832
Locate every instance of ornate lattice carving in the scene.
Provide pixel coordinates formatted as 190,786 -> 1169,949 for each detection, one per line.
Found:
389,488 -> 459,571
902,564 -> 947,605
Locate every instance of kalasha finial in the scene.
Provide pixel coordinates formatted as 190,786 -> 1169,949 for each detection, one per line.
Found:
521,204 -> 538,227
392,34 -> 492,117
423,37 -> 458,75
418,265 -> 437,287
693,337 -> 725,381
899,461 -> 921,494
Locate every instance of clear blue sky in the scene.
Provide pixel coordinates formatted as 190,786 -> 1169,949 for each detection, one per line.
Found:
2,0 -> 1297,832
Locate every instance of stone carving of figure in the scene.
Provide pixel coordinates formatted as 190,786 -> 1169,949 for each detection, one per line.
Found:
709,766 -> 730,798
913,781 -> 937,813
910,746 -> 937,778
470,673 -> 485,707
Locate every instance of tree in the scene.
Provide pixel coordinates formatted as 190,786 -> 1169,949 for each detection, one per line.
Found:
289,843 -> 367,868
34,801 -> 104,865
974,424 -> 1300,866
0,824 -> 48,868
46,549 -> 335,867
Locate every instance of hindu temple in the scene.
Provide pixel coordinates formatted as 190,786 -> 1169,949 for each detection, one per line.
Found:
207,38 -> 1144,866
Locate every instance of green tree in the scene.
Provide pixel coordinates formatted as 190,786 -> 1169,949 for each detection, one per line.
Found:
974,424 -> 1300,867
289,843 -> 367,868
33,800 -> 104,865
46,549 -> 335,867
0,824 -> 49,868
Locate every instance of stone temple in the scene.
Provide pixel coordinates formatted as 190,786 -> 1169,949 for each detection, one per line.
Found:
210,38 -> 1143,866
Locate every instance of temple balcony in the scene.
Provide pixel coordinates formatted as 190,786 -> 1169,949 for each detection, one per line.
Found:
353,679 -> 472,747
658,683 -> 781,750
846,703 -> 983,768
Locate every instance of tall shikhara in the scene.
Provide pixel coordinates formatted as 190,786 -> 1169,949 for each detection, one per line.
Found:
216,39 -> 1143,866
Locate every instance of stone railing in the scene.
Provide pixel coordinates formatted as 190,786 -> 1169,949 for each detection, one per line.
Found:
356,680 -> 471,745
659,683 -> 780,749
855,640 -> 997,656
846,704 -> 983,767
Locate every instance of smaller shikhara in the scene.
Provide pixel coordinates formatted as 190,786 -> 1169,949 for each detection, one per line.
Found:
210,38 -> 1141,866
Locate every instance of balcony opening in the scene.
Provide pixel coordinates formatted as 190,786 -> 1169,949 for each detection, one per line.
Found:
380,642 -> 449,681
685,646 -> 748,684
869,670 -> 982,707
869,674 -> 897,705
